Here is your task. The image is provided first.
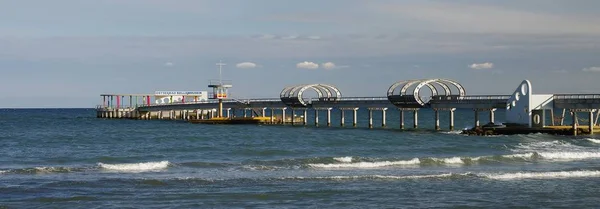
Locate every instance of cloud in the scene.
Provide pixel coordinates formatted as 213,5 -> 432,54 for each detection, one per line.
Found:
296,61 -> 319,69
321,62 -> 349,70
236,62 -> 257,69
281,35 -> 298,40
322,62 -> 336,70
582,67 -> 600,72
164,62 -> 174,67
469,62 -> 494,70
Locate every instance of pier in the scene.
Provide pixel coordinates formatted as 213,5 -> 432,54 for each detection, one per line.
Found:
97,79 -> 600,135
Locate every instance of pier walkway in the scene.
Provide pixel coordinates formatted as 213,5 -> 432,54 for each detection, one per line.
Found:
97,79 -> 600,135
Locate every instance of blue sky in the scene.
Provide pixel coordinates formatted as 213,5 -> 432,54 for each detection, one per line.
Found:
1,0 -> 600,107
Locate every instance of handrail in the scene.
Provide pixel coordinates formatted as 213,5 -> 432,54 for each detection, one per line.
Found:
430,95 -> 510,100
554,94 -> 600,99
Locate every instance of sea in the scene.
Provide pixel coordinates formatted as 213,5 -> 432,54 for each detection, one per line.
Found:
1,108 -> 600,208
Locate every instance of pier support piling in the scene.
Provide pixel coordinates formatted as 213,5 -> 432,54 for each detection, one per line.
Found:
368,109 -> 373,128
400,110 -> 404,130
434,110 -> 440,130
291,109 -> 296,125
413,110 -> 418,129
382,108 -> 387,127
589,111 -> 595,134
303,109 -> 308,125
474,110 -> 480,127
281,108 -> 286,124
449,108 -> 455,131
489,108 -> 496,124
353,108 -> 358,127
572,111 -> 578,136
270,109 -> 274,124
340,110 -> 345,127
326,108 -> 332,127
314,109 -> 319,126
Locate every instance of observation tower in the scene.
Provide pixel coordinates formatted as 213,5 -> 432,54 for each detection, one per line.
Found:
208,61 -> 232,118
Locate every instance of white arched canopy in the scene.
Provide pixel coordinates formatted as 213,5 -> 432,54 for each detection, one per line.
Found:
280,84 -> 342,107
387,78 -> 466,107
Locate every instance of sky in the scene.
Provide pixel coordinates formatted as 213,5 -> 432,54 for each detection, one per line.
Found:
1,0 -> 600,107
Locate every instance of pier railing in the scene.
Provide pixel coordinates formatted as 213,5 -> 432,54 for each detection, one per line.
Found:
430,95 -> 510,102
554,94 -> 600,99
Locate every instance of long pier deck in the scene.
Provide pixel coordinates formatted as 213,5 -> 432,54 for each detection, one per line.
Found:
97,79 -> 600,136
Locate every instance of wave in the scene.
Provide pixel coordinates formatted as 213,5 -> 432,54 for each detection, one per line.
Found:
333,156 -> 353,163
283,173 -> 460,180
97,161 -> 170,172
308,151 -> 600,169
308,158 -> 421,168
0,166 -> 86,175
482,170 -> 600,180
285,170 -> 600,181
586,138 -> 600,144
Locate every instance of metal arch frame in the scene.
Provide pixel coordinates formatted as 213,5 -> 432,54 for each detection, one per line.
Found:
413,79 -> 464,105
280,84 -> 342,107
387,78 -> 467,106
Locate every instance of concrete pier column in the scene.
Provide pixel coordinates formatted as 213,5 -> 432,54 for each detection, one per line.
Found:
196,110 -> 200,120
413,110 -> 418,129
340,110 -> 345,127
243,109 -> 247,117
353,108 -> 358,127
314,109 -> 319,126
303,109 -> 308,125
573,111 -> 578,136
474,109 -> 480,127
434,110 -> 440,130
400,110 -> 405,130
270,108 -> 275,124
326,108 -> 332,127
262,108 -> 266,117
158,111 -> 162,120
489,108 -> 496,124
449,108 -> 455,131
368,109 -> 373,128
281,108 -> 286,124
382,108 -> 387,127
291,109 -> 296,125
589,111 -> 594,134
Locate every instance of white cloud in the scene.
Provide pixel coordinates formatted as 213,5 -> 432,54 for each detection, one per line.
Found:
164,62 -> 174,67
236,62 -> 257,69
582,67 -> 600,72
296,61 -> 319,69
281,35 -> 298,40
469,62 -> 494,70
307,36 -> 321,40
322,62 -> 336,70
321,62 -> 349,70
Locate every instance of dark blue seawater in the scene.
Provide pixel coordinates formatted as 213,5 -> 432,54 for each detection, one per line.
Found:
2,108 -> 600,208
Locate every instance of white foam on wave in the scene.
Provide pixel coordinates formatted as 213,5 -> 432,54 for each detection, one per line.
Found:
482,170 -> 600,180
586,138 -> 600,144
442,130 -> 463,135
333,156 -> 353,163
287,173 -> 455,180
0,170 -> 6,174
432,157 -> 465,164
98,161 -> 170,172
308,158 -> 420,169
513,140 -> 584,153
537,151 -> 600,161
